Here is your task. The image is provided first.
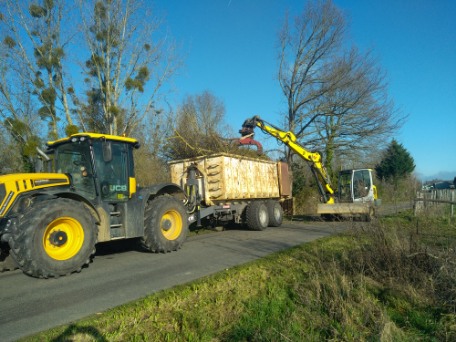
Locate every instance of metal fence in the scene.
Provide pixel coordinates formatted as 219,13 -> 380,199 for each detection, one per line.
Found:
415,189 -> 456,217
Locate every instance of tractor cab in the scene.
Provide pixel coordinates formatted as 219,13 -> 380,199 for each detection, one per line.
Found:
46,134 -> 143,239
47,133 -> 139,202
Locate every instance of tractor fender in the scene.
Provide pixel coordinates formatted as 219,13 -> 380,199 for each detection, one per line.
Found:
5,190 -> 100,222
39,191 -> 101,224
122,183 -> 186,239
141,183 -> 186,201
135,183 -> 186,219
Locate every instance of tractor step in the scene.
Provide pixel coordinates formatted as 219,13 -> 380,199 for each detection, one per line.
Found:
109,204 -> 125,238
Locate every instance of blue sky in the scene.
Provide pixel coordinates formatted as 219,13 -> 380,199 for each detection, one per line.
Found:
155,0 -> 456,179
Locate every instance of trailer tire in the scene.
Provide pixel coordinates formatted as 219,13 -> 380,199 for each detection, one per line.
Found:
9,198 -> 97,278
141,195 -> 188,253
266,200 -> 283,227
246,201 -> 269,231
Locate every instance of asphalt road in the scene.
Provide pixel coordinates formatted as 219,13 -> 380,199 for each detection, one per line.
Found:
0,220 -> 351,341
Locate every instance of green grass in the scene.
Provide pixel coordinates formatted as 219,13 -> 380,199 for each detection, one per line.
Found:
20,213 -> 456,341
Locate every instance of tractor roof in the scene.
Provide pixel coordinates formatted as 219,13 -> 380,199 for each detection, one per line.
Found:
47,133 -> 139,148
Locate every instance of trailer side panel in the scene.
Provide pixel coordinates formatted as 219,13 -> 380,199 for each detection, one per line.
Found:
169,153 -> 288,206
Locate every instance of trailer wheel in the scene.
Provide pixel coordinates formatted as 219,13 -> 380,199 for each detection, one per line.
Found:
141,195 -> 188,253
246,201 -> 269,231
9,198 -> 97,278
266,200 -> 283,227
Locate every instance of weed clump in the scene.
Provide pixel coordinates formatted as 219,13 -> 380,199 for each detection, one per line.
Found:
342,215 -> 456,340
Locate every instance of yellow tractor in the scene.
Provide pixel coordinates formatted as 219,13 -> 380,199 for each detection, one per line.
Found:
0,133 -> 188,278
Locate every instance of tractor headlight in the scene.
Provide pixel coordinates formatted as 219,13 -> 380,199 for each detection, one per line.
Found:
71,136 -> 87,143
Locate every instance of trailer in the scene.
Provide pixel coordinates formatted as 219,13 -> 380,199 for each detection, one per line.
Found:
169,153 -> 291,230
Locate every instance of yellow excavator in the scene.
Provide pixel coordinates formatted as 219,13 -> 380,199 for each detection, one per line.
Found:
240,115 -> 380,218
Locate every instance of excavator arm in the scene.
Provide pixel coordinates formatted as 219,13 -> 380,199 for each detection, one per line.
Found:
241,116 -> 335,204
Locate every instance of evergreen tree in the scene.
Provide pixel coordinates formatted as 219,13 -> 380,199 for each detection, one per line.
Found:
375,139 -> 415,182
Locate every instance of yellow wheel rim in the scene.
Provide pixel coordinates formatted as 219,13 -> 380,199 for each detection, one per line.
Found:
160,209 -> 183,241
43,217 -> 85,260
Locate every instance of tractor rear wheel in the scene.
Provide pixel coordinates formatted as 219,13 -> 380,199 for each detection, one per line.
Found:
9,198 -> 97,278
246,201 -> 269,231
266,200 -> 283,227
141,195 -> 188,253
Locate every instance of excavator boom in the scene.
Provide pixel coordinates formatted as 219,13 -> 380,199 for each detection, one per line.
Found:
241,116 -> 335,204
241,115 -> 379,219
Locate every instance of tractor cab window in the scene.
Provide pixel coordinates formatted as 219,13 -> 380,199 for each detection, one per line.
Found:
54,141 -> 96,198
93,141 -> 130,201
353,170 -> 372,200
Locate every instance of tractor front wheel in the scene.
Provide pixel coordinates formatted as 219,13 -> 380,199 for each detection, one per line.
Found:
9,198 -> 97,278
141,195 -> 189,253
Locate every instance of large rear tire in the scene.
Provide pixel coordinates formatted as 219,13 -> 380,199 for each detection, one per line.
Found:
266,200 -> 283,227
9,198 -> 97,278
141,195 -> 188,253
246,201 -> 269,231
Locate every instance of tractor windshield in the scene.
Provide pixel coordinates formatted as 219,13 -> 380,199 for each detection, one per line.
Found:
53,140 -> 96,198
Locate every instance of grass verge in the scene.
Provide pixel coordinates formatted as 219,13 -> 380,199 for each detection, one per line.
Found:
21,213 -> 456,341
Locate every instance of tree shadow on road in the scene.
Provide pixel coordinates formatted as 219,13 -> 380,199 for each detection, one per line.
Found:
95,238 -> 142,256
50,324 -> 108,342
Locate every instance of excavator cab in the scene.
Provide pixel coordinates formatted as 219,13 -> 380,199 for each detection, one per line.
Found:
337,169 -> 377,203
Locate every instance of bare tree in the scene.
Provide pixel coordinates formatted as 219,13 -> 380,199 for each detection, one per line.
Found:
79,0 -> 180,136
0,0 -> 77,140
164,91 -> 230,160
0,3 -> 43,171
277,0 -> 402,176
0,82 -> 41,171
313,48 -> 402,174
278,0 -> 344,150
1,0 -> 180,173
133,110 -> 174,185
0,125 -> 27,173
189,90 -> 225,136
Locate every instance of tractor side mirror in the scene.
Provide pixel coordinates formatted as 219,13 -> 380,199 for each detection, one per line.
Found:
35,147 -> 51,173
34,158 -> 43,173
